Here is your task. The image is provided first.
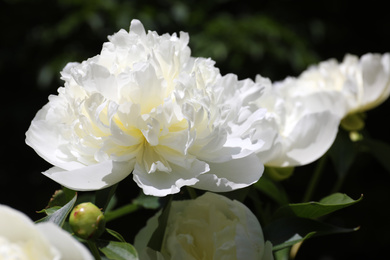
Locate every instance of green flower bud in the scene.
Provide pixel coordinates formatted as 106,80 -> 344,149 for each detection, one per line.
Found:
341,113 -> 365,132
69,202 -> 106,240
265,166 -> 294,181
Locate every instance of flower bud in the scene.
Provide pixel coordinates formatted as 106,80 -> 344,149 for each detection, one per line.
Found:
341,113 -> 365,132
69,202 -> 106,240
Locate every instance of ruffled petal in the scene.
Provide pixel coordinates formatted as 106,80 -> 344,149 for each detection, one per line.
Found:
192,154 -> 263,192
132,160 -> 209,197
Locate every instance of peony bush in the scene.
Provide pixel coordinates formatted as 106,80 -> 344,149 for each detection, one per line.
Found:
5,19 -> 387,259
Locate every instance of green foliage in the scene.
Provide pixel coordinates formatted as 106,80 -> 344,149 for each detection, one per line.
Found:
255,174 -> 289,205
274,193 -> 363,219
36,188 -> 77,227
265,217 -> 359,252
97,241 -> 138,260
329,129 -> 358,180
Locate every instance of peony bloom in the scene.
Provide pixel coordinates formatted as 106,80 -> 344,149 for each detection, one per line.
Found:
251,52 -> 390,167
292,53 -> 390,116
0,204 -> 93,260
134,192 -> 274,260
250,75 -> 342,167
26,19 -> 265,196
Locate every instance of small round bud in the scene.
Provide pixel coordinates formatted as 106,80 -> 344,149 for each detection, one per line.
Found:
265,166 -> 294,181
341,113 -> 365,132
69,202 -> 106,240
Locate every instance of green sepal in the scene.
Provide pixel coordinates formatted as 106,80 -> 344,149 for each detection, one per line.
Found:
341,113 -> 366,131
265,166 -> 295,181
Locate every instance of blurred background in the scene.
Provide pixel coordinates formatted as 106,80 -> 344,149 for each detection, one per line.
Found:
1,0 -> 390,259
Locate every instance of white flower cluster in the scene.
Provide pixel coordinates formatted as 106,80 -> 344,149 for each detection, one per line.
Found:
26,20 -> 390,195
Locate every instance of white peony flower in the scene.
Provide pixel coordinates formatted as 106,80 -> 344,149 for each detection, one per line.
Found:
26,19 -> 265,196
338,53 -> 390,114
0,204 -> 93,260
249,75 -> 342,167
134,192 -> 274,260
285,53 -> 390,116
251,52 -> 390,167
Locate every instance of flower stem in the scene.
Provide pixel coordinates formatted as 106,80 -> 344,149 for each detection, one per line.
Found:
87,240 -> 102,260
104,203 -> 139,222
302,154 -> 328,202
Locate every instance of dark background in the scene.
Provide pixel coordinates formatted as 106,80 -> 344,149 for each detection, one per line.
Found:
1,0 -> 390,259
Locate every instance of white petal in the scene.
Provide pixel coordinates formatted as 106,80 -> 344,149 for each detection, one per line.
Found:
25,106 -> 84,171
359,53 -> 390,111
192,154 -> 263,192
36,223 -> 94,260
42,160 -> 133,191
129,19 -> 146,37
267,111 -> 340,167
132,160 -> 209,197
233,199 -> 265,259
0,205 -> 60,259
0,205 -> 43,241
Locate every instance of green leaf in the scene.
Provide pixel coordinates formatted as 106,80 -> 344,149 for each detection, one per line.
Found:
272,232 -> 316,251
133,192 -> 160,209
254,174 -> 289,205
98,240 -> 138,260
106,228 -> 127,243
274,193 -> 363,219
36,194 -> 77,227
37,206 -> 61,216
47,187 -> 77,208
274,247 -> 291,260
95,184 -> 118,212
264,216 -> 359,250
